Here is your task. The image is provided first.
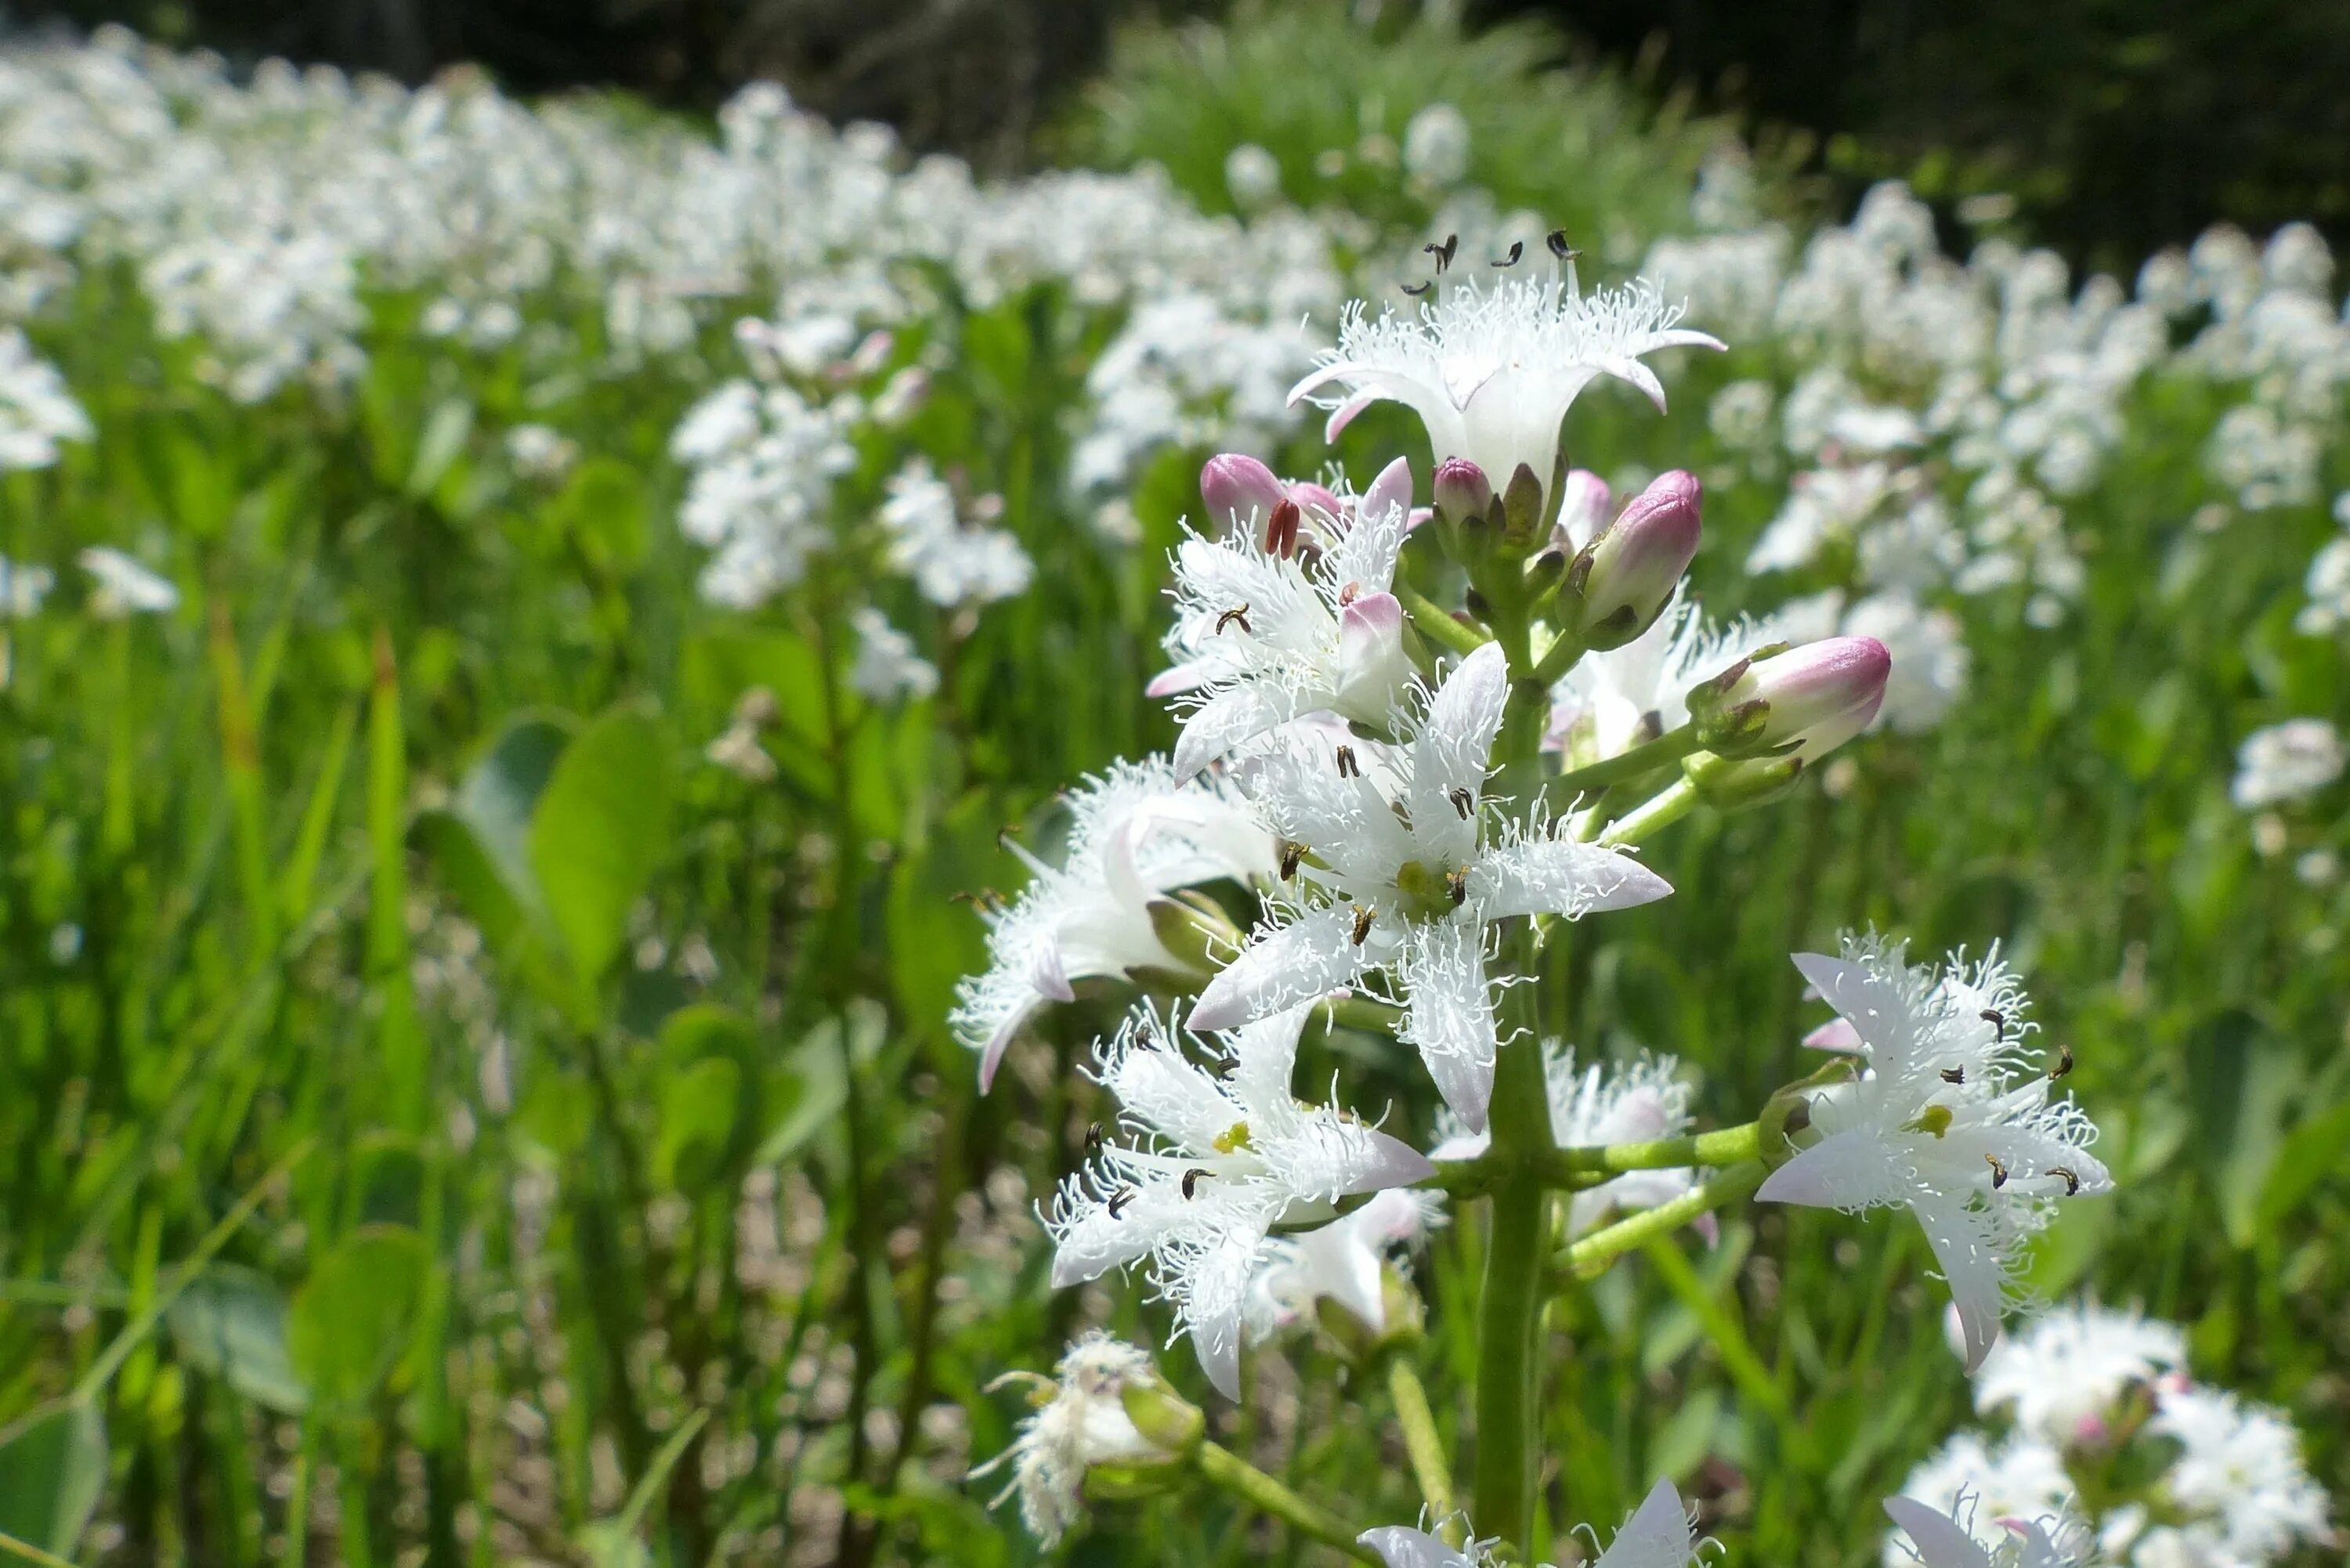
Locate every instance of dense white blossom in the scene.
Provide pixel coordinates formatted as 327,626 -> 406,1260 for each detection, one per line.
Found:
846,606 -> 938,703
1760,938 -> 2110,1370
1191,643 -> 1672,1130
1887,1433 -> 2077,1568
0,327 -> 92,468
79,546 -> 178,617
2229,718 -> 2343,808
1046,1003 -> 1434,1397
2130,1385 -> 2332,1566
877,458 -> 1032,607
1885,1493 -> 2098,1568
1972,1301 -> 2184,1446
952,760 -> 1274,1089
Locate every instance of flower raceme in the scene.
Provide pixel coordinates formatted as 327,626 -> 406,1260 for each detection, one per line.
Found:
1044,1003 -> 1434,1398
1188,642 -> 1672,1130
1758,938 -> 2111,1371
1157,454 -> 1419,779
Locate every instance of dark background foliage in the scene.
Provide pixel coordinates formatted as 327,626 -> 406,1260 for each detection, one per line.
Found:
14,0 -> 2350,266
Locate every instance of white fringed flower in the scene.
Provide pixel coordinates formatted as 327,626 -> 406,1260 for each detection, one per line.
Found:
1160,456 -> 1417,779
1190,642 -> 1672,1131
1247,1187 -> 1444,1339
1361,1476 -> 1697,1568
1432,1046 -> 1709,1241
2141,1384 -> 2332,1565
971,1333 -> 1175,1545
1289,266 -> 1722,490
1972,1300 -> 2185,1445
1045,1003 -> 1434,1398
951,760 -> 1274,1089
79,547 -> 179,618
1759,938 -> 2111,1371
1884,1492 -> 2098,1568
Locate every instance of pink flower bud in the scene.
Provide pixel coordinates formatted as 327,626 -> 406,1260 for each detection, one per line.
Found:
1696,634 -> 1890,760
1290,481 -> 1344,524
1574,471 -> 1701,648
1432,457 -> 1492,522
1199,453 -> 1285,538
1552,469 -> 1612,553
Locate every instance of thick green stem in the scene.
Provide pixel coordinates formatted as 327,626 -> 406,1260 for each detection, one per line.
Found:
1399,583 -> 1492,655
1542,727 -> 1703,806
1192,1441 -> 1379,1563
1556,1162 -> 1765,1280
1386,1358 -> 1456,1532
1426,1122 -> 1759,1199
1470,1026 -> 1551,1553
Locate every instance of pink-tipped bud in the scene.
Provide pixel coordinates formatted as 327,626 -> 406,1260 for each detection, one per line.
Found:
1574,471 -> 1701,649
1692,634 -> 1890,761
1199,453 -> 1285,539
1290,481 -> 1343,523
1432,457 -> 1493,523
1553,469 -> 1613,553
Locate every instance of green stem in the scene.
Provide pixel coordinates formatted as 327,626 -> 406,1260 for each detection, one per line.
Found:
1325,995 -> 1405,1035
1426,1123 -> 1759,1199
1543,727 -> 1703,805
1596,779 -> 1697,847
1556,1162 -> 1765,1281
0,1530 -> 82,1568
1398,583 -> 1491,655
1192,1441 -> 1379,1563
1469,1027 -> 1550,1554
1386,1359 -> 1458,1535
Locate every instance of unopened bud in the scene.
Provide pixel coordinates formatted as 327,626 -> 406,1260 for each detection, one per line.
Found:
1689,635 -> 1890,761
1118,1375 -> 1205,1454
1551,468 -> 1612,554
1572,471 -> 1701,649
1499,461 -> 1546,548
1200,453 -> 1285,540
1683,748 -> 1804,811
1433,457 -> 1493,524
1145,892 -> 1243,978
1291,481 -> 1344,524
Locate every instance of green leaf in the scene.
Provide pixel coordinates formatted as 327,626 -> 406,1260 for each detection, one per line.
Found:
454,714 -> 575,917
513,1072 -> 596,1160
168,1265 -> 309,1414
406,397 -> 474,499
0,1402 -> 107,1556
655,1057 -> 743,1192
2257,1093 -> 2350,1234
529,706 -> 675,983
287,1225 -> 432,1410
756,1026 -> 850,1167
553,456 -> 649,570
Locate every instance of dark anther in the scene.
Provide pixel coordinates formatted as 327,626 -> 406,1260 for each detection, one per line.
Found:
1083,1122 -> 1103,1155
1448,786 -> 1473,819
2050,1165 -> 2081,1196
1401,280 -> 1433,297
1940,1067 -> 1965,1086
1181,1168 -> 1213,1199
1108,1187 -> 1137,1218
1336,744 -> 1360,779
1984,1154 -> 2008,1190
1423,233 -> 1459,273
1492,240 -> 1524,268
1338,581 -> 1361,606
1215,603 -> 1253,635
1265,497 -> 1301,558
1447,868 -> 1468,907
1350,905 -> 1376,945
1279,841 -> 1303,880
1980,1008 -> 2008,1042
1546,229 -> 1580,262
2050,1043 -> 2074,1081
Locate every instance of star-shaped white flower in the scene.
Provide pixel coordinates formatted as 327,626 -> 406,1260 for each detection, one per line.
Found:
952,760 -> 1274,1089
1883,1494 -> 2098,1568
1046,1003 -> 1434,1399
1190,641 -> 1672,1131
1757,938 -> 2112,1371
1161,455 -> 1418,779
1360,1476 -> 1697,1568
1289,267 -> 1723,490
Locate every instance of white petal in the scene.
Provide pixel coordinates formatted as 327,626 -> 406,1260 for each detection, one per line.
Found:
1180,1229 -> 1264,1400
1753,1125 -> 1914,1211
1791,951 -> 1927,1067
1593,1476 -> 1694,1568
1470,838 -> 1672,920
1223,1004 -> 1309,1121
1104,1040 -> 1245,1154
1412,641 -> 1508,863
1911,1189 -> 2009,1373
1882,1498 -> 1996,1568
976,995 -> 1039,1093
1358,1526 -> 1476,1568
1397,922 -> 1497,1133
1289,1214 -> 1386,1329
1188,905 -> 1376,1032
1173,684 -> 1300,780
